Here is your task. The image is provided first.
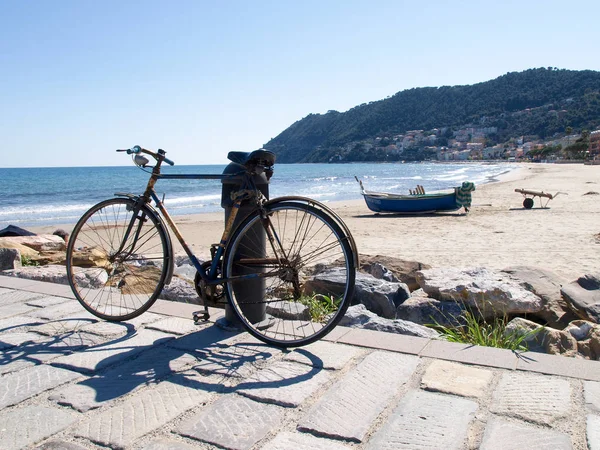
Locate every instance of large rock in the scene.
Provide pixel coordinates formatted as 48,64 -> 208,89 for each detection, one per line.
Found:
504,317 -> 578,357
70,247 -> 109,268
107,265 -> 162,295
502,266 -> 577,328
0,239 -> 39,258
304,268 -> 410,319
173,263 -> 197,282
30,251 -> 66,266
565,320 -> 597,341
0,235 -> 66,252
2,264 -> 107,288
396,296 -> 466,327
359,254 -> 431,291
561,273 -> 600,323
160,277 -> 201,304
0,248 -> 21,270
416,267 -> 543,319
266,301 -> 310,320
564,320 -> 600,360
339,304 -> 439,338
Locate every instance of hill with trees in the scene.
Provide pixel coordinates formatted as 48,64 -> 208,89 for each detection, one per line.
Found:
263,68 -> 600,163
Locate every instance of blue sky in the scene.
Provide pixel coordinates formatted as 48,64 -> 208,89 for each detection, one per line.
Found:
1,0 -> 599,167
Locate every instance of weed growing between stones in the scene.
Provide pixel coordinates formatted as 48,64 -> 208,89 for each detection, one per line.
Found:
428,298 -> 543,351
20,255 -> 39,267
298,293 -> 341,323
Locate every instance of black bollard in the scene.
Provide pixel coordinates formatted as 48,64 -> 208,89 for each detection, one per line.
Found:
221,161 -> 270,325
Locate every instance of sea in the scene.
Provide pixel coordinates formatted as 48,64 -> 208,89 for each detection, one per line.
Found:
0,162 -> 515,228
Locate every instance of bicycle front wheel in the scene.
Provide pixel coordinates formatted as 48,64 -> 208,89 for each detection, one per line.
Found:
223,201 -> 355,347
66,198 -> 170,321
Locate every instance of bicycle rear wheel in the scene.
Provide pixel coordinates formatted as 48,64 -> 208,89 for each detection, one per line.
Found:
223,201 -> 355,347
66,198 -> 170,321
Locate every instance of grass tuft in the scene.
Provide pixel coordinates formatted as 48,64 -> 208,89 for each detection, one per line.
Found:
20,255 -> 39,267
299,293 -> 341,322
428,300 -> 542,351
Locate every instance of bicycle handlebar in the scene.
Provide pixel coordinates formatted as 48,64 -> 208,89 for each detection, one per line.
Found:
116,145 -> 175,166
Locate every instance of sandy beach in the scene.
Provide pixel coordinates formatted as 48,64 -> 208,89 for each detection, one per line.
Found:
31,163 -> 599,282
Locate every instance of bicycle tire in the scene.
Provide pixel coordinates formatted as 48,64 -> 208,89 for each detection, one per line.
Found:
66,198 -> 170,321
266,196 -> 359,267
223,201 -> 355,347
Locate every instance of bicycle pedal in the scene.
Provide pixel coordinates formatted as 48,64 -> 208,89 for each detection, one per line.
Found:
192,311 -> 210,323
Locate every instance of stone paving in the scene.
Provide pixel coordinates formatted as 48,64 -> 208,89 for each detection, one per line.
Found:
2,276 -> 600,449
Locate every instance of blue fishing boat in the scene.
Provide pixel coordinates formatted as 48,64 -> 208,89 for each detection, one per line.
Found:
356,178 -> 475,214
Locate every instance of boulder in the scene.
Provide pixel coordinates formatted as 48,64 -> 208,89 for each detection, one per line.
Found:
160,277 -> 201,304
396,296 -> 466,327
565,320 -> 597,341
502,266 -> 578,328
561,273 -> 600,323
2,264 -> 107,288
504,317 -> 578,357
304,268 -> 410,319
30,251 -> 66,266
0,235 -> 66,252
107,265 -> 162,295
70,247 -> 109,268
416,267 -> 543,319
173,263 -> 197,282
410,288 -> 429,298
175,254 -> 193,266
0,240 -> 39,258
266,301 -> 310,321
359,254 -> 431,291
339,304 -> 439,338
73,267 -> 109,289
0,248 -> 21,270
365,262 -> 399,283
564,320 -> 600,360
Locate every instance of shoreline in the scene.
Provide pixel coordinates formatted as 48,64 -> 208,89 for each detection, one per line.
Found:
27,163 -> 599,281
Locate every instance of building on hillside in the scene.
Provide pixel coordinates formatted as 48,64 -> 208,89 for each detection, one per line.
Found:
590,130 -> 600,159
467,142 -> 483,151
454,130 -> 470,142
456,150 -> 471,161
482,145 -> 504,160
466,142 -> 483,159
383,144 -> 402,155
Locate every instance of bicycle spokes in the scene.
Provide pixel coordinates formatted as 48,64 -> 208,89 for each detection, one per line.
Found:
66,198 -> 169,321
224,201 -> 355,347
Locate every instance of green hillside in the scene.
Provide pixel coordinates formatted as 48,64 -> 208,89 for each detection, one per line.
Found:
263,68 -> 600,163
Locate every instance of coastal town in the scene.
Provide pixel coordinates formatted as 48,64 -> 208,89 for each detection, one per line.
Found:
332,125 -> 600,163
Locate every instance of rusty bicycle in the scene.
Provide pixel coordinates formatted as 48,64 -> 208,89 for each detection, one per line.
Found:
65,146 -> 356,347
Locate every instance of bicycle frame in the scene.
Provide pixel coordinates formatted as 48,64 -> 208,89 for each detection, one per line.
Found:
67,146 -> 357,345
120,161 -> 267,288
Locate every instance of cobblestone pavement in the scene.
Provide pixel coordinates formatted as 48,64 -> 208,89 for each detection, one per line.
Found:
2,275 -> 600,450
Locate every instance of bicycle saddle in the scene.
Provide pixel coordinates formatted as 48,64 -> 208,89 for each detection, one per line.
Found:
227,149 -> 276,167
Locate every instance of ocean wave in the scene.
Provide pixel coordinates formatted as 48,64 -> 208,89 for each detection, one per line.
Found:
312,176 -> 339,182
0,214 -> 84,226
0,203 -> 94,217
298,192 -> 338,199
434,174 -> 470,182
163,194 -> 221,205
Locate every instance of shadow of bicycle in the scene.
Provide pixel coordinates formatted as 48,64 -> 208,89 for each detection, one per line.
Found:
16,321 -> 327,411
